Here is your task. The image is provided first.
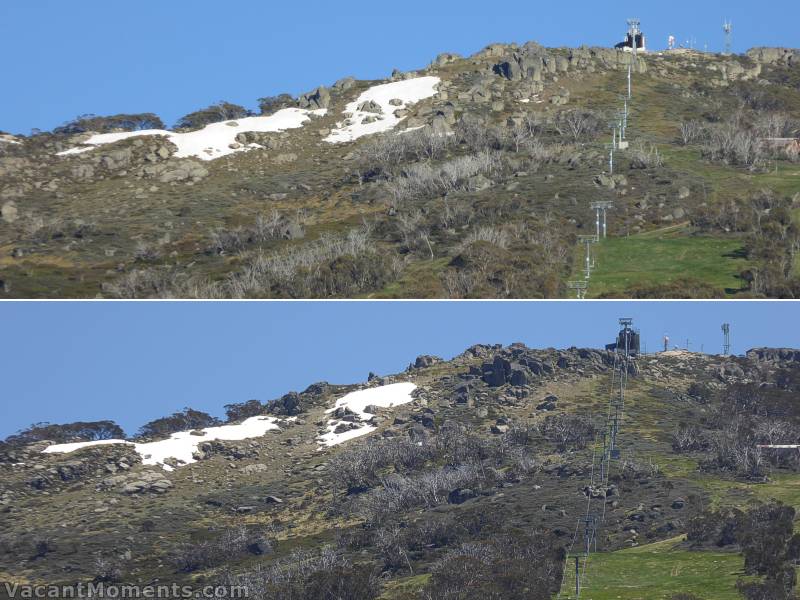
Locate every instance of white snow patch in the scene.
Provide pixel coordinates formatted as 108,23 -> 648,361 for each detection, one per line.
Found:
318,382 -> 417,447
324,77 -> 440,144
43,415 -> 285,470
0,135 -> 21,145
55,108 -> 326,161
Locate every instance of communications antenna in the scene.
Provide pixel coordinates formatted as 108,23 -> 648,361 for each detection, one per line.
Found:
590,201 -> 614,239
723,20 -> 733,55
568,281 -> 589,300
722,323 -> 731,356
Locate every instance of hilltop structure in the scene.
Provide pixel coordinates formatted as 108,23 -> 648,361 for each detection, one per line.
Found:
616,19 -> 647,53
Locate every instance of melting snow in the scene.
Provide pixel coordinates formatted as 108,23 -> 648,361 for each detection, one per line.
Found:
0,135 -> 21,145
324,77 -> 440,144
318,382 -> 417,447
56,108 -> 326,161
43,416 -> 285,470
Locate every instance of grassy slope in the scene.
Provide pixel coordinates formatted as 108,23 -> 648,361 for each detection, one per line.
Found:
563,536 -> 745,600
580,225 -> 750,298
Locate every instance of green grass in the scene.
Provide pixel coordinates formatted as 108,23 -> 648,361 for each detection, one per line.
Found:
578,226 -> 750,298
562,537 -> 745,600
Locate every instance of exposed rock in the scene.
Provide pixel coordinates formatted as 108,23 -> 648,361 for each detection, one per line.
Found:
241,464 -> 269,475
1,201 -> 18,223
448,488 -> 477,504
408,355 -> 443,370
357,100 -> 383,114
298,87 -> 331,110
747,348 -> 800,364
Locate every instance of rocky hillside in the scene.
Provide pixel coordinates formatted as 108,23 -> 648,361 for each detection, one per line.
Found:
2,342 -> 800,598
0,44 -> 799,299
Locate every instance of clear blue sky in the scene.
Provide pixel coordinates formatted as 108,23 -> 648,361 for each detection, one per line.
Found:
2,0 -> 797,135
0,301 -> 797,439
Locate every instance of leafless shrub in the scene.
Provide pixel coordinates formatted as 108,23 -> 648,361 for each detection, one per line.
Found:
454,119 -> 505,153
441,269 -> 477,299
329,437 -> 438,494
209,211 -> 305,255
93,552 -> 124,582
387,151 -> 501,204
554,109 -> 602,142
672,424 -> 709,453
223,225 -> 397,298
754,113 -> 799,139
463,226 -> 511,249
360,463 -> 488,522
679,120 -> 705,145
354,128 -> 454,181
701,419 -> 767,479
703,118 -> 765,169
20,214 -> 95,244
133,241 -> 161,263
220,546 -> 379,600
173,526 -> 271,573
538,414 -> 595,452
209,227 -> 248,255
439,196 -> 475,231
629,142 -> 664,169
104,267 -> 224,299
374,523 -> 415,572
619,454 -> 661,480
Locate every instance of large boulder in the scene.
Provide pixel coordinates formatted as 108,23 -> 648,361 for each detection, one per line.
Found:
298,87 -> 331,110
746,47 -> 800,66
746,348 -> 800,364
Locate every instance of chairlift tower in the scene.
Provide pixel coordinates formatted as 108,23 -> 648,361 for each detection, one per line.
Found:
722,323 -> 731,356
620,95 -> 629,136
578,235 -> 597,280
723,20 -> 733,55
606,123 -> 618,175
590,201 -> 614,239
568,281 -> 589,300
607,318 -> 635,461
627,63 -> 633,99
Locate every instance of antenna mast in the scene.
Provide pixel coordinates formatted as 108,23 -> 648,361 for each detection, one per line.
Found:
722,323 -> 731,356
723,20 -> 733,55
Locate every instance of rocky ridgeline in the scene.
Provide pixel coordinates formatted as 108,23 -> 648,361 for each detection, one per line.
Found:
1,41 -> 795,209
746,347 -> 800,364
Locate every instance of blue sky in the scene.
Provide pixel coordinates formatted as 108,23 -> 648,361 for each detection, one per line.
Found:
1,0 -> 797,134
0,301 -> 797,439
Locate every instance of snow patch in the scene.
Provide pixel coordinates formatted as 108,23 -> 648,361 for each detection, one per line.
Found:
0,135 -> 21,145
43,415 -> 285,470
324,77 -> 440,144
56,109 -> 326,161
318,382 -> 417,447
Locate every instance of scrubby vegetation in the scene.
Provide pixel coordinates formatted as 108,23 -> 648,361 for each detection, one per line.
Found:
3,420 -> 125,445
136,408 -> 220,439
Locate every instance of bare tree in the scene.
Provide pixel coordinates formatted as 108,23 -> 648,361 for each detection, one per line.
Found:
555,109 -> 601,142
679,120 -> 704,145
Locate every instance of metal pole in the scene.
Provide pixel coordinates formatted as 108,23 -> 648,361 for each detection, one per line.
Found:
610,145 -> 614,175
575,556 -> 580,596
585,242 -> 591,279
628,63 -> 632,99
595,208 -> 601,240
603,209 -> 608,238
